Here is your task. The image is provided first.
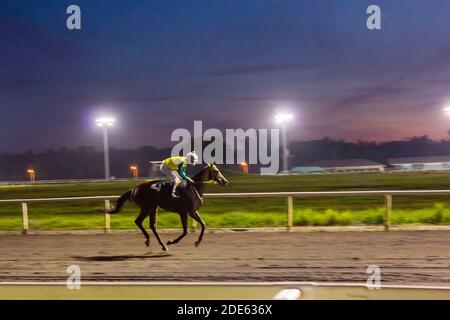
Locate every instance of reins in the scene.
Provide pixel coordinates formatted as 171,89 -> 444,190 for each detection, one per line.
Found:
194,180 -> 216,184
190,166 -> 219,202
190,184 -> 204,204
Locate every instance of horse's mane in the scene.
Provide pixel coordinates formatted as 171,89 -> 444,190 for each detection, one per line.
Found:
192,164 -> 210,181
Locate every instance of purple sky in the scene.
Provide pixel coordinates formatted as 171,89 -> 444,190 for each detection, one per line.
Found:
2,0 -> 450,152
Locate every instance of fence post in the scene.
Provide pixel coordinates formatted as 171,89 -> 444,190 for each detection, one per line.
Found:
287,196 -> 293,231
104,200 -> 111,234
385,194 -> 392,231
21,202 -> 29,234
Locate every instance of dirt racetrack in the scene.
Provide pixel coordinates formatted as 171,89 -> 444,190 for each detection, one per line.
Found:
0,230 -> 449,285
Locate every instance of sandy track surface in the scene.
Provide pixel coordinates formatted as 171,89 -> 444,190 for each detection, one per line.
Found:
0,231 -> 449,285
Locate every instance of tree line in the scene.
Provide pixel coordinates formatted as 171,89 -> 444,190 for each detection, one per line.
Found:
1,136 -> 450,180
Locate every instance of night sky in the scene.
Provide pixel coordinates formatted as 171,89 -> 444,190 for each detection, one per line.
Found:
2,0 -> 450,152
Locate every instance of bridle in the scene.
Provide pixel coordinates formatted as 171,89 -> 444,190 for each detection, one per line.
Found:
194,165 -> 221,185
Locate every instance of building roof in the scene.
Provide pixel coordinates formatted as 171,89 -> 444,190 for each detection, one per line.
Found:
388,155 -> 450,165
308,159 -> 384,168
290,166 -> 325,173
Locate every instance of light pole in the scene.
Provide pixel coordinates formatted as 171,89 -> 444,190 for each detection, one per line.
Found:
96,117 -> 115,180
274,113 -> 293,174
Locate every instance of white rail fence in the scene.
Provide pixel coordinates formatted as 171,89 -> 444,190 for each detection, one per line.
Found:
1,190 -> 450,234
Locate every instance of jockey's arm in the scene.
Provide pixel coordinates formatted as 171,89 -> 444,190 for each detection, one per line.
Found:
178,165 -> 194,183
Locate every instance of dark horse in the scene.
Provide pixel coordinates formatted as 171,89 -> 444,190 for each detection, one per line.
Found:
103,163 -> 229,251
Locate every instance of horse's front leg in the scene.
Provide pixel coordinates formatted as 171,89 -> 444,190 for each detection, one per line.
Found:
167,212 -> 188,245
189,211 -> 206,247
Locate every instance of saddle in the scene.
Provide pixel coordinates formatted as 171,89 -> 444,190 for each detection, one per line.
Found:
150,180 -> 189,195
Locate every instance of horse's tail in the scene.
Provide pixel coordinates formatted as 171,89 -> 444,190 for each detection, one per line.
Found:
101,190 -> 132,214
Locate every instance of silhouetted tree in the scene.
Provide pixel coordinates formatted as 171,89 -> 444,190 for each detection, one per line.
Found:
2,136 -> 450,180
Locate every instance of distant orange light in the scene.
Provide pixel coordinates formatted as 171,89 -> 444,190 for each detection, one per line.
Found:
27,169 -> 36,181
240,162 -> 249,174
130,165 -> 138,178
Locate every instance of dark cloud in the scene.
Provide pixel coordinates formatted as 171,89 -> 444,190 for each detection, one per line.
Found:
206,63 -> 317,76
3,1 -> 450,151
333,85 -> 411,109
0,78 -> 42,91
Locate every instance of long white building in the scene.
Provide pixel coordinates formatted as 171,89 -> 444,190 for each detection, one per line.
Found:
387,156 -> 450,172
308,159 -> 385,173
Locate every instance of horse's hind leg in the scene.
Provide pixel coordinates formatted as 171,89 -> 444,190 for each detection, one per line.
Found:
167,213 -> 188,245
149,211 -> 168,252
189,211 -> 206,247
135,209 -> 150,247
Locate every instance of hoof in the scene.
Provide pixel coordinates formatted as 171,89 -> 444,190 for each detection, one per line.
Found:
145,239 -> 150,247
167,240 -> 173,245
162,245 -> 169,252
195,241 -> 201,247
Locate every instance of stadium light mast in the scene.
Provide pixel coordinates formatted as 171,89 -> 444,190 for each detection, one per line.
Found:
96,117 -> 115,180
274,113 -> 294,174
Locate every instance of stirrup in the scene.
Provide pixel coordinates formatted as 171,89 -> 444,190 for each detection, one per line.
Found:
171,191 -> 180,198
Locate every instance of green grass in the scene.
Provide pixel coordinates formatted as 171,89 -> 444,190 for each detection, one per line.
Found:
2,171 -> 450,230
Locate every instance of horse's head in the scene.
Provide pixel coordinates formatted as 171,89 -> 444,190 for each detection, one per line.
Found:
207,163 -> 229,186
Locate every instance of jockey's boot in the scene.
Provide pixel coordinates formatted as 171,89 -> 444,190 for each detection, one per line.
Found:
171,183 -> 180,198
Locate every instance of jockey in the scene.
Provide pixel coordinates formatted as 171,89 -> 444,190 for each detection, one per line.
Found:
160,151 -> 199,198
